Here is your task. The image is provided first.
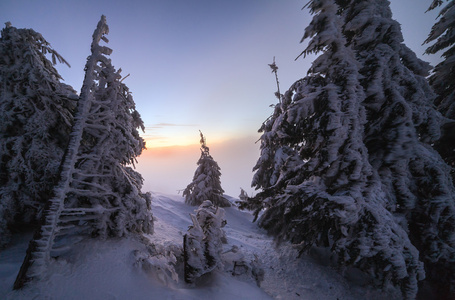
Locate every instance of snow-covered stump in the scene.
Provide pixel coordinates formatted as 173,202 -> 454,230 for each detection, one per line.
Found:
183,201 -> 226,284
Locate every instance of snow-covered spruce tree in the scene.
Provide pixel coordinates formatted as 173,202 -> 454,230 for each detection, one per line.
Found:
184,200 -> 226,283
0,23 -> 76,247
242,1 -> 425,297
238,188 -> 249,203
425,0 -> 455,117
13,16 -> 153,288
336,0 -> 455,297
55,15 -> 153,239
237,61 -> 290,217
183,131 -> 230,207
424,0 -> 455,177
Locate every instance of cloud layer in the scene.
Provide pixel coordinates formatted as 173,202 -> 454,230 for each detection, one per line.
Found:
136,135 -> 260,197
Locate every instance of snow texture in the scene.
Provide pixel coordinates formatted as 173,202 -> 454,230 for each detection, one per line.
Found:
1,192 -> 406,299
0,23 -> 76,248
425,0 -> 455,178
341,0 -> 455,297
184,200 -> 226,283
12,16 -> 153,287
243,0 -> 455,298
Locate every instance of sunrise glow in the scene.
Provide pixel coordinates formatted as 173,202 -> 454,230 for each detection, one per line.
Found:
1,0 -> 443,196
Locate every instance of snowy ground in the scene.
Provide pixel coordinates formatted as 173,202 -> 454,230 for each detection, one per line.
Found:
0,193 -> 402,300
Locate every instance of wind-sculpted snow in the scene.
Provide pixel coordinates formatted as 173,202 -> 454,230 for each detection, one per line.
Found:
0,192 -> 407,299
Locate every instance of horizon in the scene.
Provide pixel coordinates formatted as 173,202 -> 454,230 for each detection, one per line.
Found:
136,135 -> 260,197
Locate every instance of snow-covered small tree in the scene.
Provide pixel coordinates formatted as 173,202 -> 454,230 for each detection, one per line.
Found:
0,23 -> 76,247
424,0 -> 455,177
183,131 -> 230,207
183,215 -> 205,284
196,200 -> 226,269
238,188 -> 249,203
183,200 -> 226,284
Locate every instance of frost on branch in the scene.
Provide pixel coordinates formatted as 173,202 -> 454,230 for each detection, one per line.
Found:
243,0 -> 439,298
424,0 -> 455,179
13,15 -> 153,289
0,23 -> 76,248
339,0 -> 455,297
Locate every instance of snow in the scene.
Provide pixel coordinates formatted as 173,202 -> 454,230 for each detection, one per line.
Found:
0,192 -> 403,300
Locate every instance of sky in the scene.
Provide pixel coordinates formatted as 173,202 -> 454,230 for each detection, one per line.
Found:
1,0 -> 444,197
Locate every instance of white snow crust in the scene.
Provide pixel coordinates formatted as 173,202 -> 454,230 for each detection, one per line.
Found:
0,193 -> 402,299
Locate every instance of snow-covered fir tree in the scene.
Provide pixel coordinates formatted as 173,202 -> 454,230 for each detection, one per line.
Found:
242,1 -> 426,297
238,188 -> 249,203
0,23 -> 76,248
13,16 -> 153,288
183,131 -> 230,207
425,0 -> 455,117
337,0 -> 455,297
56,15 -> 153,238
424,0 -> 455,177
184,200 -> 226,283
51,15 -> 153,239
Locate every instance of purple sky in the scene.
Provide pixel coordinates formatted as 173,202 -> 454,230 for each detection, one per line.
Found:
1,1 -> 444,196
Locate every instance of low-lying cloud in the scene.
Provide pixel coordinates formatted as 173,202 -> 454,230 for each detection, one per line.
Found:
136,135 -> 260,198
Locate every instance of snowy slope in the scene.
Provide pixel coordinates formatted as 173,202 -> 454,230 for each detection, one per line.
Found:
0,193 -> 402,300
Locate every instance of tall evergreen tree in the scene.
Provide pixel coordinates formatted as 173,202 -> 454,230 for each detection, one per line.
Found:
0,23 -> 76,247
184,131 -> 230,207
243,1 -> 424,297
14,16 -> 153,288
337,0 -> 455,296
424,0 -> 455,176
425,0 -> 455,116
